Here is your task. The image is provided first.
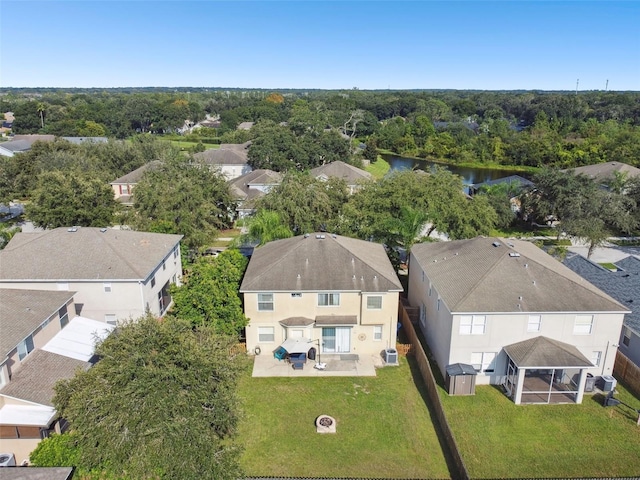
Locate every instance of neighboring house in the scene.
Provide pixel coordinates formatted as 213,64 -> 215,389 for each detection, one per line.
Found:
227,169 -> 282,217
240,233 -> 403,361
0,467 -> 74,479
0,288 -> 114,463
110,160 -> 163,206
237,121 -> 254,131
0,135 -> 55,157
567,161 -> 640,188
0,227 -> 183,323
408,237 -> 628,405
564,254 -> 640,369
310,161 -> 374,194
193,142 -> 252,180
0,112 -> 14,136
469,174 -> 535,212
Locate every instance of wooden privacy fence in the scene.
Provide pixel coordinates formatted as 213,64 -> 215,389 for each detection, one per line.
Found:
398,302 -> 470,480
614,351 -> 640,397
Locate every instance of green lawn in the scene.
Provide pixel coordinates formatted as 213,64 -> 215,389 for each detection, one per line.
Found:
365,155 -> 391,180
236,358 -> 450,479
440,383 -> 640,478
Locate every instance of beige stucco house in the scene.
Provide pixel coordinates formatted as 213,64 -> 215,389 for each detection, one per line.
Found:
0,227 -> 183,324
0,289 -> 114,463
408,237 -> 628,405
227,169 -> 282,218
240,233 -> 403,362
110,160 -> 162,206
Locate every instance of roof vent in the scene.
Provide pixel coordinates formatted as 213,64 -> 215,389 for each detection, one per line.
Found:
316,234 -> 321,239
100,227 -> 107,233
67,227 -> 78,232
492,241 -> 501,247
524,263 -> 528,268
352,275 -> 356,279
518,296 -> 523,301
509,253 -> 521,257
304,234 -> 310,238
332,234 -> 337,239
320,234 -> 325,239
507,242 -> 514,247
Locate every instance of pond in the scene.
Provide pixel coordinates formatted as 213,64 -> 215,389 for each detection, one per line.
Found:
382,153 -> 530,191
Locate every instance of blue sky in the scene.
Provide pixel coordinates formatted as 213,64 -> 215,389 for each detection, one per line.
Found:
1,1 -> 638,90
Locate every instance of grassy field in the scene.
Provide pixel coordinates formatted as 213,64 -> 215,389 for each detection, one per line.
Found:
365,155 -> 391,179
236,357 -> 450,479
440,382 -> 640,478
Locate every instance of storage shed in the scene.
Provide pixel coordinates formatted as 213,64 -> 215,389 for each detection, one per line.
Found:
445,363 -> 477,396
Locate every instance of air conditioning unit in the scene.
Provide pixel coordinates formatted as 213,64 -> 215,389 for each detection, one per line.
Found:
384,348 -> 398,365
0,453 -> 16,467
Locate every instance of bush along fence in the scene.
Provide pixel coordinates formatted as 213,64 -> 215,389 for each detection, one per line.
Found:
398,300 -> 470,480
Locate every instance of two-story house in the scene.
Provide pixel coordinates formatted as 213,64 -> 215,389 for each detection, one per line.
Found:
0,227 -> 183,324
0,289 -> 114,463
240,233 -> 403,360
193,142 -> 252,180
227,169 -> 282,218
408,237 -> 628,404
310,161 -> 373,195
110,160 -> 162,206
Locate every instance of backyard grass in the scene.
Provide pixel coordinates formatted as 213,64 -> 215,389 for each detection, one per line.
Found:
365,155 -> 391,179
439,382 -> 640,478
236,357 -> 450,479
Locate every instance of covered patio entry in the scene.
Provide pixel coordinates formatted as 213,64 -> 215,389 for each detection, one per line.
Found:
503,336 -> 594,405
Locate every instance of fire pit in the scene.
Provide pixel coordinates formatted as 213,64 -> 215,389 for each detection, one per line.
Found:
315,414 -> 336,433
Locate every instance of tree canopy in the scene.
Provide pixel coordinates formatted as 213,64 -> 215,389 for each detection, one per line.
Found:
132,158 -> 235,250
27,170 -> 117,229
169,249 -> 249,335
53,315 -> 244,480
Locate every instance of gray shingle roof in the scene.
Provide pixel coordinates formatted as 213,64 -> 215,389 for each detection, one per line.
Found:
504,336 -> 593,368
411,237 -> 628,314
227,169 -> 282,201
0,139 -> 32,153
110,160 -> 162,184
310,161 -> 373,184
0,289 -> 75,358
0,227 -> 182,281
240,234 -> 403,293
569,161 -> 640,183
193,146 -> 248,166
564,254 -> 640,334
0,350 -> 89,406
0,467 -> 74,480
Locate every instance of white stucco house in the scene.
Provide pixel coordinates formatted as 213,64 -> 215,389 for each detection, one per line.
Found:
0,227 -> 183,324
407,237 -> 629,405
240,233 -> 403,363
192,142 -> 252,180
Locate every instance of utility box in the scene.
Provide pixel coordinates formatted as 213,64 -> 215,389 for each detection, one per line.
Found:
384,348 -> 398,365
601,375 -> 617,392
584,373 -> 595,392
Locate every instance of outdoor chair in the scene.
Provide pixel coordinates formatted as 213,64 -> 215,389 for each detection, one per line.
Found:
273,347 -> 287,361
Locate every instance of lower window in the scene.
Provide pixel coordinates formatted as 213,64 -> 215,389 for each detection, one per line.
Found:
258,326 -> 275,342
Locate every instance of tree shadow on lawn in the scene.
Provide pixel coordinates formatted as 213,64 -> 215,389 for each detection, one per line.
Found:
405,353 -> 457,480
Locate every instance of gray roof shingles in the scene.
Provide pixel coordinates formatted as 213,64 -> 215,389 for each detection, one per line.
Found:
193,147 -> 248,166
240,234 -> 403,293
110,160 -> 162,184
0,289 -> 75,358
504,336 -> 593,368
0,349 -> 89,406
310,161 -> 373,184
564,254 -> 640,334
0,227 -> 182,282
411,237 -> 628,314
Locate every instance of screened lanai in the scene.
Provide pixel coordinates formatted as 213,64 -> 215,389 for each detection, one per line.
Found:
503,336 -> 594,405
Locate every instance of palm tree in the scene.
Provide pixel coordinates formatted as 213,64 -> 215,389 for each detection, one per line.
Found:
241,210 -> 293,246
36,102 -> 46,129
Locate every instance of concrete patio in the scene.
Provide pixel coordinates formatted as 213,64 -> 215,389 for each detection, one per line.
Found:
251,352 -> 385,377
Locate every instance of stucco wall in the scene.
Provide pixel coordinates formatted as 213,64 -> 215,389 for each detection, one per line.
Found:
244,290 -> 399,356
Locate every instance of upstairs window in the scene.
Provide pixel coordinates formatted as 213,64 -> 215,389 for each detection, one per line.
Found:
527,315 -> 541,332
318,293 -> 340,307
367,296 -> 382,310
258,293 -> 274,311
574,315 -> 593,335
460,315 -> 486,335
17,335 -> 35,361
59,305 -> 69,328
